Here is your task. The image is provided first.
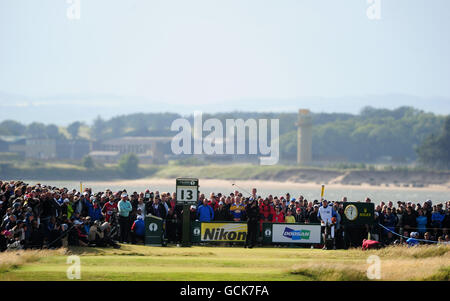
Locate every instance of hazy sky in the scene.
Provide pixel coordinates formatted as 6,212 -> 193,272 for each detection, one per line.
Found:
1,0 -> 450,109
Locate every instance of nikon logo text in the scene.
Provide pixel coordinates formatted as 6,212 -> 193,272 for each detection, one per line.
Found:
203,228 -> 247,241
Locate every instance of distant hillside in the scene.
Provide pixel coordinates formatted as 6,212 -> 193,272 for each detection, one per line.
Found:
0,92 -> 449,125
0,106 -> 447,164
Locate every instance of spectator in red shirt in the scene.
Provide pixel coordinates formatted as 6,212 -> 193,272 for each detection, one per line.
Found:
272,206 -> 285,223
102,198 -> 117,222
259,198 -> 274,231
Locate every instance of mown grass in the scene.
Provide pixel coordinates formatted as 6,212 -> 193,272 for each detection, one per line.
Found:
0,244 -> 448,281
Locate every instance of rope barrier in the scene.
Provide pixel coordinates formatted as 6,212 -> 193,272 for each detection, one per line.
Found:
377,223 -> 440,244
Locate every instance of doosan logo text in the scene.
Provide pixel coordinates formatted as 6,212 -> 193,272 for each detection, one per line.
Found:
282,228 -> 311,240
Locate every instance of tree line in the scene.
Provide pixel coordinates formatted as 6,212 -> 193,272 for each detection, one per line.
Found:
0,106 -> 448,168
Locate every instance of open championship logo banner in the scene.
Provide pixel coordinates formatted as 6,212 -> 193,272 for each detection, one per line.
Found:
201,223 -> 247,242
271,224 -> 321,244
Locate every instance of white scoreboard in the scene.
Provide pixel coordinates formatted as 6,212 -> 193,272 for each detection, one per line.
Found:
176,178 -> 199,205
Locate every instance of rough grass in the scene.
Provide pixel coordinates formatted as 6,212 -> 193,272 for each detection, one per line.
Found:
0,245 -> 448,281
0,249 -> 67,273
289,263 -> 368,281
422,266 -> 450,281
369,244 -> 450,259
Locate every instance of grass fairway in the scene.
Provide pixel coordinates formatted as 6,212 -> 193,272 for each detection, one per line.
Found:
0,244 -> 449,281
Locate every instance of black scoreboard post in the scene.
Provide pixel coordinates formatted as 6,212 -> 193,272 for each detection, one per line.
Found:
176,178 -> 199,247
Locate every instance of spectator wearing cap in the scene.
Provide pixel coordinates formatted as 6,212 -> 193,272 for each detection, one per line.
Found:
87,197 -> 103,222
294,207 -> 305,223
308,205 -> 320,224
189,205 -> 197,221
130,215 -> 145,244
406,232 -> 420,247
71,219 -> 88,247
60,198 -> 70,217
88,220 -> 104,246
118,193 -> 133,243
214,201 -> 232,221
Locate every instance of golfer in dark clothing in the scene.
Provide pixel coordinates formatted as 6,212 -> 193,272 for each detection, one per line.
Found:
245,198 -> 259,248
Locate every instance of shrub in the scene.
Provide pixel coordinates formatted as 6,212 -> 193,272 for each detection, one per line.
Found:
118,153 -> 139,177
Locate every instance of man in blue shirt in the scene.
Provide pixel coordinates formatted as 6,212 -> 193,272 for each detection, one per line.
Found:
406,232 -> 420,247
431,204 -> 445,229
130,216 -> 145,244
197,199 -> 214,222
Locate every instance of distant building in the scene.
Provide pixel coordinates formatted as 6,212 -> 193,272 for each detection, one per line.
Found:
0,136 -> 26,155
94,137 -> 172,164
9,138 -> 91,160
88,151 -> 120,164
56,139 -> 91,160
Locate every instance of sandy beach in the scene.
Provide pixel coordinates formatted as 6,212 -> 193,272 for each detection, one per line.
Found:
88,178 -> 450,192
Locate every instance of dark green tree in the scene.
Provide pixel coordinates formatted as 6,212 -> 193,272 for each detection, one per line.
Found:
92,116 -> 106,140
45,124 -> 60,139
0,120 -> 26,136
118,153 -> 139,177
67,121 -> 82,139
82,156 -> 95,169
416,116 -> 450,169
26,122 -> 47,138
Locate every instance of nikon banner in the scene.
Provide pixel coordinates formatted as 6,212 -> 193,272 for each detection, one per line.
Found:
263,223 -> 321,244
191,221 -> 247,243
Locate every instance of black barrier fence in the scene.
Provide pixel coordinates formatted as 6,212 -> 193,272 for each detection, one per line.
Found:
144,214 -> 449,247
145,216 -> 326,246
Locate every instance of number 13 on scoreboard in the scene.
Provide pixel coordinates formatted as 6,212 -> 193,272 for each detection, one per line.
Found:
176,178 -> 199,205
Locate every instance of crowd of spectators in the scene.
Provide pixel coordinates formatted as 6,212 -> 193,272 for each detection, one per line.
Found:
1,180 -> 449,251
373,199 -> 450,246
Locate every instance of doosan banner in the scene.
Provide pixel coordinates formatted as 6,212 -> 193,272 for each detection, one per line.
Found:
271,224 -> 321,244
